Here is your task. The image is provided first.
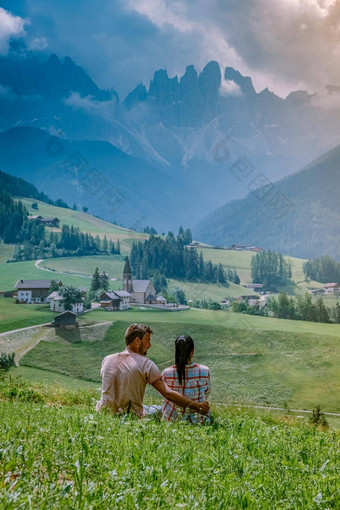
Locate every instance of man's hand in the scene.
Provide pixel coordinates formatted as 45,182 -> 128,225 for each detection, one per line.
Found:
191,400 -> 210,416
152,379 -> 210,415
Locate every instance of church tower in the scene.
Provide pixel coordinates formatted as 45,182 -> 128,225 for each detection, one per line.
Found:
123,256 -> 133,293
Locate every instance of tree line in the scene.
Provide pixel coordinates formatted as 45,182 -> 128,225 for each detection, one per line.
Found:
303,255 -> 340,283
251,250 -> 292,290
0,169 -> 69,208
232,292 -> 340,324
12,225 -> 120,262
130,229 -> 240,285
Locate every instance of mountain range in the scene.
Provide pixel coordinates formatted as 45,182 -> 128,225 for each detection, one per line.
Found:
0,50 -> 340,248
195,145 -> 340,259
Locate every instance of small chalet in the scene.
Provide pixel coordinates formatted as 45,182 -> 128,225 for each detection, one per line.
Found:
323,283 -> 340,294
156,295 -> 167,305
51,311 -> 78,329
243,283 -> 264,292
47,291 -> 84,314
99,291 -> 131,311
231,245 -> 263,252
15,279 -> 62,304
28,215 -> 60,227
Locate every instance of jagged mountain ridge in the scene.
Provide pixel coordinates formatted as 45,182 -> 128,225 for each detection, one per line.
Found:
0,51 -> 340,231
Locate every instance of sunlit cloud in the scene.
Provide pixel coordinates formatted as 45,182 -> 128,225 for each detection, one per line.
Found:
0,7 -> 27,55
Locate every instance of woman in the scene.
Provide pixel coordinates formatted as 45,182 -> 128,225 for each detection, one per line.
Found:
162,335 -> 211,423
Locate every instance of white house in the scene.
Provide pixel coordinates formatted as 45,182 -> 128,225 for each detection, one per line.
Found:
99,291 -> 131,311
47,291 -> 84,314
15,279 -> 62,304
323,283 -> 340,294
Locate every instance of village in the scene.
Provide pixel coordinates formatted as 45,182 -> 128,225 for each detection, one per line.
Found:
8,252 -> 340,329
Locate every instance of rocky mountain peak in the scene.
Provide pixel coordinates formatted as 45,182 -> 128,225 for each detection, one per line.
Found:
224,67 -> 256,96
199,60 -> 221,101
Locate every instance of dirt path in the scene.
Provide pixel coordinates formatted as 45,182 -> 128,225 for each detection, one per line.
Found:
34,259 -> 91,278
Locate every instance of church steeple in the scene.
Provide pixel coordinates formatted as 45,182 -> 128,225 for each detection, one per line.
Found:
123,256 -> 133,293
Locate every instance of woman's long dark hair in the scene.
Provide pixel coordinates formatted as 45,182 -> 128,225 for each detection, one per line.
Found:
175,335 -> 194,385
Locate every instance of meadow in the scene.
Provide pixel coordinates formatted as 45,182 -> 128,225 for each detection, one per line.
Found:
20,317 -> 340,413
0,300 -> 53,334
0,395 -> 338,509
199,247 -> 326,297
21,199 -> 148,253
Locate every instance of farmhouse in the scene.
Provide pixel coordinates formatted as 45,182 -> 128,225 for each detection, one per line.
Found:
243,283 -> 264,292
15,279 -> 62,304
323,283 -> 340,294
47,291 -> 84,314
27,215 -> 60,227
231,244 -> 263,252
99,291 -> 131,311
123,257 -> 160,304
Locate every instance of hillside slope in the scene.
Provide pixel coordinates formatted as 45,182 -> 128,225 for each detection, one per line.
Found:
194,146 -> 340,259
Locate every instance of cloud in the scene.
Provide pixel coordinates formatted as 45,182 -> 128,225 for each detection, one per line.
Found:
3,0 -> 340,99
64,92 -> 119,120
311,88 -> 340,109
127,0 -> 340,96
220,80 -> 242,97
28,36 -> 48,51
0,7 -> 27,55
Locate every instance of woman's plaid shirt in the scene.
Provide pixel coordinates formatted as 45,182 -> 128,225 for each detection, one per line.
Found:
162,363 -> 211,423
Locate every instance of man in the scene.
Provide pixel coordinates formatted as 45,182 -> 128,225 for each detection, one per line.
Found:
96,323 -> 210,418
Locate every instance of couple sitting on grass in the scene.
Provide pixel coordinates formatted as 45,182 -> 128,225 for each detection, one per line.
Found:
96,323 -> 211,423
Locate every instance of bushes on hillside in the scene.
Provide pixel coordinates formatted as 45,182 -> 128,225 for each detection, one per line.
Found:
0,352 -> 15,371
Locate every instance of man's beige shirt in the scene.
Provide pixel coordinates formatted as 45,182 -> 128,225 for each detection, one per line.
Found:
96,349 -> 162,417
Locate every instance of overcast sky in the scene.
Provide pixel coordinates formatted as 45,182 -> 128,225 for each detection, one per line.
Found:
0,0 -> 339,99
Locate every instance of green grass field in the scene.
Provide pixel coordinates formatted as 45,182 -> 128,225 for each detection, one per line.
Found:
83,307 -> 340,338
0,299 -> 53,334
0,398 -> 338,509
20,317 -> 340,412
39,255 -> 124,280
0,257 -> 124,293
167,279 -> 255,301
9,366 -> 100,390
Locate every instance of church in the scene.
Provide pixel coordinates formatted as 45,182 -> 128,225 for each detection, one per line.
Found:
123,257 -> 158,305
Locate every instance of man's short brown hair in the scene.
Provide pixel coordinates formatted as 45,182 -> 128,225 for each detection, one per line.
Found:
125,323 -> 153,345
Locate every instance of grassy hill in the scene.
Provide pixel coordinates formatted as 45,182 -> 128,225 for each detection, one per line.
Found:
21,198 -> 148,253
19,315 -> 340,412
0,398 -> 337,509
199,247 -> 327,297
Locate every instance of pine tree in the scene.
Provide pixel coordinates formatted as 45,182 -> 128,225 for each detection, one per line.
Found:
102,236 -> 108,253
100,271 -> 110,292
90,267 -> 102,294
315,297 -> 330,323
216,263 -> 226,283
